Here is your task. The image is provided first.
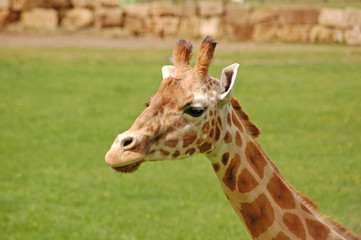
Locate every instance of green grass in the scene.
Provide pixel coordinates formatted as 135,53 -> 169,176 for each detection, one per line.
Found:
0,43 -> 360,240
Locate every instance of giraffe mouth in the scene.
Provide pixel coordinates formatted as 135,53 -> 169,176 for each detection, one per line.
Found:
112,160 -> 143,173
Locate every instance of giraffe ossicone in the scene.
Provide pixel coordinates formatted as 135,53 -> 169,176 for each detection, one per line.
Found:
105,37 -> 360,240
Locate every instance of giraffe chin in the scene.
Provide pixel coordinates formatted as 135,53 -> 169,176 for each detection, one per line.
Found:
112,160 -> 143,173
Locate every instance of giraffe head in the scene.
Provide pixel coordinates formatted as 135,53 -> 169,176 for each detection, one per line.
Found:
105,37 -> 239,173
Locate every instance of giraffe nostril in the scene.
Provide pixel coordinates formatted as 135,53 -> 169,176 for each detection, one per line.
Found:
120,136 -> 136,150
123,139 -> 132,147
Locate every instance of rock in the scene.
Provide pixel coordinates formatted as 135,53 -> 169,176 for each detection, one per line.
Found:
310,25 -> 344,43
20,7 -> 58,29
123,3 -> 150,18
99,0 -> 119,7
224,5 -> 252,25
199,17 -> 225,39
102,27 -> 131,38
278,25 -> 312,42
252,22 -> 278,41
344,8 -> 361,28
0,0 -> 9,9
318,8 -> 347,29
225,5 -> 254,40
313,8 -> 361,29
11,0 -> 44,11
70,0 -> 101,8
154,16 -> 180,37
231,23 -> 254,41
199,1 -> 224,17
175,3 -> 197,17
0,9 -> 9,27
179,16 -> 201,39
251,8 -> 279,24
151,2 -> 196,17
123,16 -> 148,35
0,7 -> 16,27
61,7 -> 94,30
42,0 -> 71,8
95,7 -> 123,28
279,8 -> 320,25
122,3 -> 152,35
344,25 -> 361,45
151,2 -> 176,16
199,17 -> 223,38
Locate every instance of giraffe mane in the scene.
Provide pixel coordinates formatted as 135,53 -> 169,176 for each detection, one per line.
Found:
230,97 -> 260,138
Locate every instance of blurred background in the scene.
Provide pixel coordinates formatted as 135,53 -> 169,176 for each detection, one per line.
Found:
0,0 -> 360,240
0,0 -> 361,44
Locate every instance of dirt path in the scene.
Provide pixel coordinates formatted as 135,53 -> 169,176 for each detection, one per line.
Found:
0,31 -> 360,52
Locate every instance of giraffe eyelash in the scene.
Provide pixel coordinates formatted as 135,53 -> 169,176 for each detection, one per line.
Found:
145,98 -> 152,107
184,106 -> 207,117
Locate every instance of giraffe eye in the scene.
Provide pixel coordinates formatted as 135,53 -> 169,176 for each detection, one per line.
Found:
184,106 -> 205,117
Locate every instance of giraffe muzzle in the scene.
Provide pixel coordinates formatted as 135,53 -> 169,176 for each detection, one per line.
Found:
105,133 -> 147,173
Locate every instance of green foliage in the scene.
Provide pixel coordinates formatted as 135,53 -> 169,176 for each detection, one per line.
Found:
0,44 -> 360,239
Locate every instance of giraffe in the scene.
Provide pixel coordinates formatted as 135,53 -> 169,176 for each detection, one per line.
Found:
105,37 -> 360,240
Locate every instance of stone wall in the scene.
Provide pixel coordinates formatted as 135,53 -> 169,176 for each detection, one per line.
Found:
1,0 -> 361,45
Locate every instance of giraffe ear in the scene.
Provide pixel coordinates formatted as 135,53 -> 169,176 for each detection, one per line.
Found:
219,63 -> 239,105
161,65 -> 174,79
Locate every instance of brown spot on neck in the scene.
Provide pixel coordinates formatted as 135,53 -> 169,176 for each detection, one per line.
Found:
222,153 -> 241,191
267,172 -> 296,209
301,204 -> 312,214
283,213 -> 306,240
217,116 -> 222,128
215,126 -> 221,141
209,129 -> 214,138
238,168 -> 259,193
232,111 -> 244,133
245,141 -> 268,179
273,232 -> 291,240
224,131 -> 232,144
230,98 -> 260,138
240,194 -> 275,238
212,163 -> 220,172
222,152 -> 230,165
227,112 -> 232,127
235,131 -> 243,147
306,219 -> 330,240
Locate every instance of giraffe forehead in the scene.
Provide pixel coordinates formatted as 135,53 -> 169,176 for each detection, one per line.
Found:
151,81 -> 191,109
153,82 -> 217,110
192,94 -> 211,106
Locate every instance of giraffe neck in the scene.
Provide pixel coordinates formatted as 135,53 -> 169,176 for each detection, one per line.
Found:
206,103 -> 350,240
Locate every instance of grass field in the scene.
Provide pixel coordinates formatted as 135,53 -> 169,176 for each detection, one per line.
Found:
0,42 -> 360,239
